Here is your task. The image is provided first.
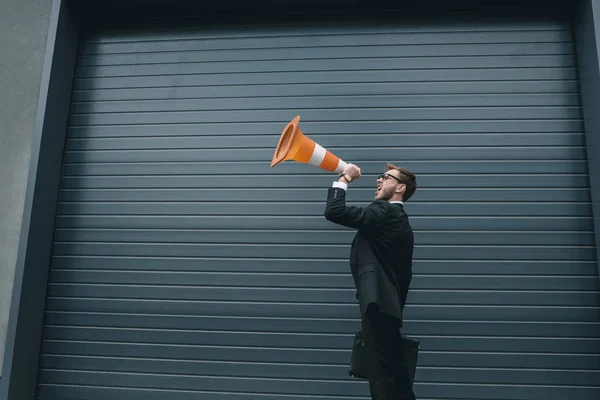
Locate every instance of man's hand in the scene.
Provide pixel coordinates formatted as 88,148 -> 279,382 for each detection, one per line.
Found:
343,163 -> 361,181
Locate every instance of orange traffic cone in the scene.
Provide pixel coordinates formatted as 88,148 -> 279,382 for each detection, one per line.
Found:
270,115 -> 348,174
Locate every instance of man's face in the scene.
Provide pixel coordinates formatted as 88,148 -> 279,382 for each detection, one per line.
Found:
375,170 -> 405,201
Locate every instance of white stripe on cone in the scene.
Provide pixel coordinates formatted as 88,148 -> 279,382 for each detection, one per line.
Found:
334,160 -> 348,173
307,143 -> 327,167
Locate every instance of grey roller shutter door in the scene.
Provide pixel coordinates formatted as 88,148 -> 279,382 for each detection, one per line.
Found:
37,14 -> 600,400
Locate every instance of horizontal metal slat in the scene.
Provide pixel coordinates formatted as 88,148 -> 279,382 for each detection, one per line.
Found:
36,384 -> 358,400
44,298 -> 600,322
54,215 -> 596,231
34,382 -> 600,400
51,228 -> 597,246
49,257 -> 600,277
34,285 -> 317,306
52,228 -> 353,244
410,260 -> 600,276
39,355 -> 348,380
49,255 -> 351,273
45,284 -> 600,306
80,20 -> 569,46
55,201 -> 593,217
411,367 -> 600,386
42,312 -> 600,338
42,326 -> 352,350
72,68 -> 579,91
414,383 -> 600,400
74,55 -> 578,79
59,160 -> 591,176
47,270 -> 600,292
69,93 -> 582,114
42,312 -> 362,334
37,369 -> 366,397
47,273 -> 356,289
71,81 -> 581,103
77,42 -> 574,66
57,188 -> 593,204
69,94 -> 582,115
50,242 -> 599,261
64,132 -> 586,151
37,355 -> 600,386
415,290 -> 600,307
41,326 -> 600,354
37,340 -> 600,370
36,367 -> 600,398
38,339 -> 355,365
61,147 -> 589,164
80,30 -> 572,55
57,175 -> 592,190
66,120 -> 585,139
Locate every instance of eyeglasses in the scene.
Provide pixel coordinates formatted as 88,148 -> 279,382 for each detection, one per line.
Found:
378,173 -> 405,184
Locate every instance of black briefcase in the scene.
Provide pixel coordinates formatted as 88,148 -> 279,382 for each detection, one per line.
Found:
349,329 -> 419,383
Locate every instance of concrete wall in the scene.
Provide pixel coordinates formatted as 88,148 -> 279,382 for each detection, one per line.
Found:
0,0 -> 53,376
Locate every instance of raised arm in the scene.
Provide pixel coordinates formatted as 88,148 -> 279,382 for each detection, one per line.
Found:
324,186 -> 389,230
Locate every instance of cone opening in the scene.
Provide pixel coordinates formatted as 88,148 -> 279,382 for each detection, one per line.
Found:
271,116 -> 300,167
274,123 -> 295,160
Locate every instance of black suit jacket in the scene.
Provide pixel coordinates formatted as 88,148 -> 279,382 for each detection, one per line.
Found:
324,186 -> 414,326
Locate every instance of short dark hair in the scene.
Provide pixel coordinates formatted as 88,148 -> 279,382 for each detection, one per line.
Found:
386,163 -> 417,201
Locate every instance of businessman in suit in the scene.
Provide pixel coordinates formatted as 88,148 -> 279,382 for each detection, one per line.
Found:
324,162 -> 417,400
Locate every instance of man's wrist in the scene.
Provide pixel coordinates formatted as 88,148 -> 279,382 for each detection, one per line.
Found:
338,173 -> 352,183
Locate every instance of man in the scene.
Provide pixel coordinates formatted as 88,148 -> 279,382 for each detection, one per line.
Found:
324,162 -> 417,400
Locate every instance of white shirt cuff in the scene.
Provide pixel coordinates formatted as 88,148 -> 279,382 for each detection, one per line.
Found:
332,181 -> 348,191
